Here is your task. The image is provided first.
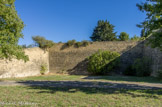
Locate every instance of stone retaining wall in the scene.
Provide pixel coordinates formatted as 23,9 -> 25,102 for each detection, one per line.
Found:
0,48 -> 49,78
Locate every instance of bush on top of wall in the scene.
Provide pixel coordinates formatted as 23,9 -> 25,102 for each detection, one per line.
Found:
64,40 -> 91,48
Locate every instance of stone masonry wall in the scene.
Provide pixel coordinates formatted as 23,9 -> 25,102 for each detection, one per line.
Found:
0,41 -> 161,78
0,48 -> 49,78
49,41 -> 162,76
49,41 -> 144,75
143,45 -> 162,76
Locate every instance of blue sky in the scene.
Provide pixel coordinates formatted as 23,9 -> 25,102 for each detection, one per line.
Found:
15,0 -> 146,45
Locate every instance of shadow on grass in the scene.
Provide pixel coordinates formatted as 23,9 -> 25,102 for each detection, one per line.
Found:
83,76 -> 162,84
25,86 -> 162,99
16,80 -> 162,99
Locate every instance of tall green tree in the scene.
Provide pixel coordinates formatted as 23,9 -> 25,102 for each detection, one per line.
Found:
137,0 -> 162,50
90,20 -> 117,41
119,32 -> 129,41
0,0 -> 28,61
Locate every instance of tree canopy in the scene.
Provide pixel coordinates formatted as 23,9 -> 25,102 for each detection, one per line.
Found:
137,0 -> 162,50
90,20 -> 117,41
0,0 -> 29,61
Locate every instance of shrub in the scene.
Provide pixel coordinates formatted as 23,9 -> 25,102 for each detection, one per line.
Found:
157,70 -> 162,80
119,32 -> 129,41
87,50 -> 120,75
21,45 -> 27,48
75,42 -> 83,48
124,57 -> 152,77
32,36 -> 55,50
130,35 -> 145,41
66,40 -> 76,47
133,57 -> 152,76
64,40 -> 90,49
82,40 -> 90,47
40,64 -> 48,75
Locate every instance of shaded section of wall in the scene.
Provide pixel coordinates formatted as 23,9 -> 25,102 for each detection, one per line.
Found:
143,44 -> 162,76
0,48 -> 49,78
49,41 -> 143,75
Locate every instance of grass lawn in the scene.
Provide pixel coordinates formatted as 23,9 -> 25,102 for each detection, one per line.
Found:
1,74 -> 162,84
0,86 -> 161,107
0,75 -> 162,106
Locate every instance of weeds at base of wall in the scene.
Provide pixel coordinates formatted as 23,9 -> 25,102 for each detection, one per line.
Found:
40,64 -> 48,75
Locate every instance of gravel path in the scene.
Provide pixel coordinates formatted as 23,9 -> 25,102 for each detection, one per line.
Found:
0,80 -> 162,90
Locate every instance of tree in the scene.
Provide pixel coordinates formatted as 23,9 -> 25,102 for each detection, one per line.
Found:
131,35 -> 141,41
90,20 -> 117,41
32,36 -> 55,51
119,32 -> 129,41
0,0 -> 29,61
137,0 -> 162,50
148,29 -> 162,50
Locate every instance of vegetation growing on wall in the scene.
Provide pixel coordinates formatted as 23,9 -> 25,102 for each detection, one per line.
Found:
66,40 -> 76,47
157,70 -> 162,80
21,44 -> 35,48
124,57 -> 152,77
87,50 -> 120,75
64,40 -> 90,48
32,36 -> 55,51
130,35 -> 141,41
40,64 -> 48,75
118,32 -> 129,41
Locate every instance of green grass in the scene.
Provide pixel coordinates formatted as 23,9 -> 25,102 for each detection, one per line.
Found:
0,86 -> 161,107
0,75 -> 83,81
1,75 -> 162,84
86,76 -> 162,83
0,75 -> 162,106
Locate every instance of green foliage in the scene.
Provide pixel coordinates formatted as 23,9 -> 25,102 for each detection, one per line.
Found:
87,50 -> 120,75
124,65 -> 136,76
27,44 -> 34,48
0,0 -> 29,62
66,40 -> 76,47
124,57 -> 152,77
58,41 -> 62,44
75,42 -> 83,48
137,0 -> 162,50
90,20 -> 117,41
64,40 -> 90,48
21,44 -> 34,48
148,30 -> 162,51
82,40 -> 90,47
130,35 -> 141,41
75,40 -> 90,48
119,32 -> 129,41
32,36 -> 55,50
21,45 -> 27,49
40,64 -> 48,75
132,57 -> 152,77
157,70 -> 162,80
130,35 -> 145,41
